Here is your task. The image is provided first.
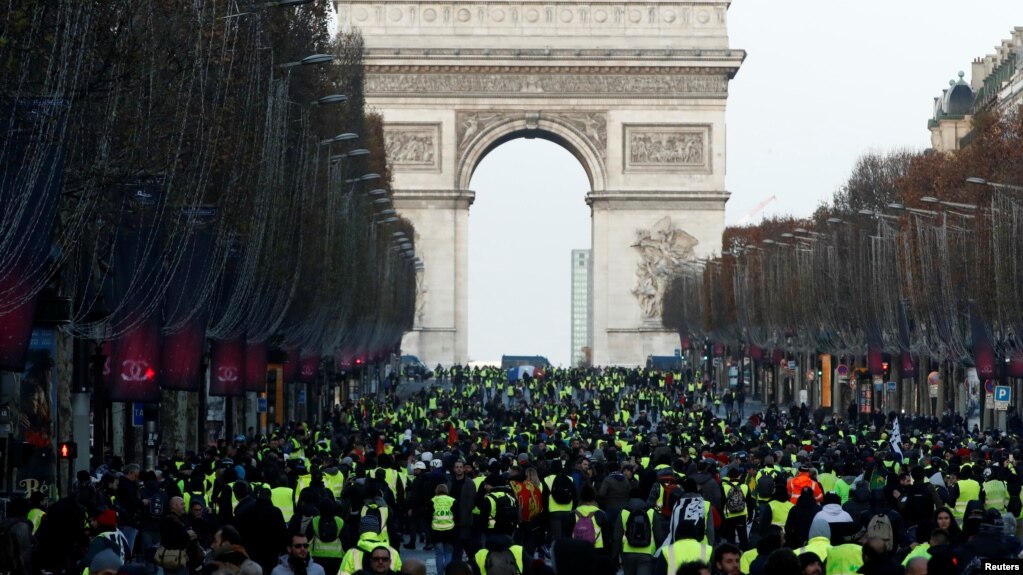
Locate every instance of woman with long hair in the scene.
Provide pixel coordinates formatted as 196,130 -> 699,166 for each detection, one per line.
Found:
933,506 -> 963,545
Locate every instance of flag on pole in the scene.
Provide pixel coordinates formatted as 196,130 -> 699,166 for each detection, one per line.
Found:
890,418 -> 903,457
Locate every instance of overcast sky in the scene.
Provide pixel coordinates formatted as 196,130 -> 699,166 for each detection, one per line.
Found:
466,2 -> 1023,366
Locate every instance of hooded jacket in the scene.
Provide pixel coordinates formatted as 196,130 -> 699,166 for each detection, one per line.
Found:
596,472 -> 633,514
808,504 -> 854,540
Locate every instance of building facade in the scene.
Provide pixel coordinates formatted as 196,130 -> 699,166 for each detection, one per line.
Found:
570,249 -> 592,366
930,26 -> 1023,152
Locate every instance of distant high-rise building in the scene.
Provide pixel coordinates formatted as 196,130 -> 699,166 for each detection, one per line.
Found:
570,249 -> 592,366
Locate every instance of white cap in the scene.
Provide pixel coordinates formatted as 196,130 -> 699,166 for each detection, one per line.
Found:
414,461 -> 427,471
431,459 -> 443,469
421,451 -> 434,462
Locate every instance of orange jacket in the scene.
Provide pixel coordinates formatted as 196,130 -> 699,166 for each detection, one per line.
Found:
787,472 -> 824,504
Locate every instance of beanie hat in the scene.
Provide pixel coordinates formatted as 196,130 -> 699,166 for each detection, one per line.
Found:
97,508 -> 118,529
359,515 -> 381,534
90,549 -> 123,573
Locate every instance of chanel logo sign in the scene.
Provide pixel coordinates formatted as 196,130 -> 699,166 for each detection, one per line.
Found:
121,360 -> 153,382
217,366 -> 239,382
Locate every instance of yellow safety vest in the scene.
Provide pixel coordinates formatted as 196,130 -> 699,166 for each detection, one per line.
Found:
984,480 -> 1009,511
338,539 -> 403,575
902,543 -> 930,566
361,503 -> 390,543
27,509 -> 45,534
295,474 -> 312,502
664,539 -> 710,574
543,476 -> 573,513
310,516 -> 345,558
740,548 -> 759,574
797,536 -> 831,562
323,471 -> 345,499
768,500 -> 793,527
954,479 -> 981,520
620,508 -> 655,555
432,495 -> 456,531
826,543 -> 865,575
271,486 -> 295,523
474,546 -> 524,575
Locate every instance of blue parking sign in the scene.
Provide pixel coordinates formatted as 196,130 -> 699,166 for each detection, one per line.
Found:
995,385 -> 1011,402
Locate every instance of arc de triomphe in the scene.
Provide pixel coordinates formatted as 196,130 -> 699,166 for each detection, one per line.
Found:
335,1 -> 744,366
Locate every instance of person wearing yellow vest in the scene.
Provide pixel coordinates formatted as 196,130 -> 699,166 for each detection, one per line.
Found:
615,504 -> 660,575
338,516 -> 403,575
571,486 -> 606,549
720,468 -> 750,550
361,483 -> 393,545
983,468 -> 1009,512
473,534 -> 525,575
660,534 -> 711,574
827,536 -> 866,575
950,467 -> 981,522
308,509 -> 345,575
543,461 -> 577,543
271,484 -> 296,523
430,484 -> 457,575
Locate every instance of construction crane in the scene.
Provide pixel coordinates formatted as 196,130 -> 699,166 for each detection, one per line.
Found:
737,195 -> 777,225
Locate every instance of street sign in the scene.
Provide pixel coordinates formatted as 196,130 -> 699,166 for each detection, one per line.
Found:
887,381 -> 897,391
674,348 -> 682,358
787,360 -> 797,369
132,403 -> 144,427
995,385 -> 1011,410
257,397 -> 268,413
298,390 -> 307,404
985,380 -> 995,394
996,385 -> 1011,402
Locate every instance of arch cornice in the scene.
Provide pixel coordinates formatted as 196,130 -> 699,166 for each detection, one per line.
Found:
455,111 -> 608,192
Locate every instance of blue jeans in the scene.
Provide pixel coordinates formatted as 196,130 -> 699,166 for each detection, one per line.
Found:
434,542 -> 454,575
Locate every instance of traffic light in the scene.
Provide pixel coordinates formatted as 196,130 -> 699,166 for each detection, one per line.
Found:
58,441 -> 77,459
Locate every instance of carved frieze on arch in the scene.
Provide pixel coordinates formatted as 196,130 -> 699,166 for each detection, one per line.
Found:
455,110 -> 608,191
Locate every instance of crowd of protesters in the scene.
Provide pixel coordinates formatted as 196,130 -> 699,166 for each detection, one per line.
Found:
6,365 -> 1023,575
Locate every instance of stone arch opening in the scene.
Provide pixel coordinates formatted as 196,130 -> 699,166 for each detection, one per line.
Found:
466,138 -> 592,365
456,114 -> 608,193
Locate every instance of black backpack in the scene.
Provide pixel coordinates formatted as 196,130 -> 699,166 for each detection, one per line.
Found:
625,509 -> 653,548
491,492 -> 520,531
484,548 -> 521,575
551,475 -> 575,505
315,515 -> 341,543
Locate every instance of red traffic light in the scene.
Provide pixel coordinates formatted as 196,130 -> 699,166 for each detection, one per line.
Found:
58,441 -> 77,459
355,358 -> 363,365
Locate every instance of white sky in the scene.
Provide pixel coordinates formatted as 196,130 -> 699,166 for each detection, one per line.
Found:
467,2 -> 1023,366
